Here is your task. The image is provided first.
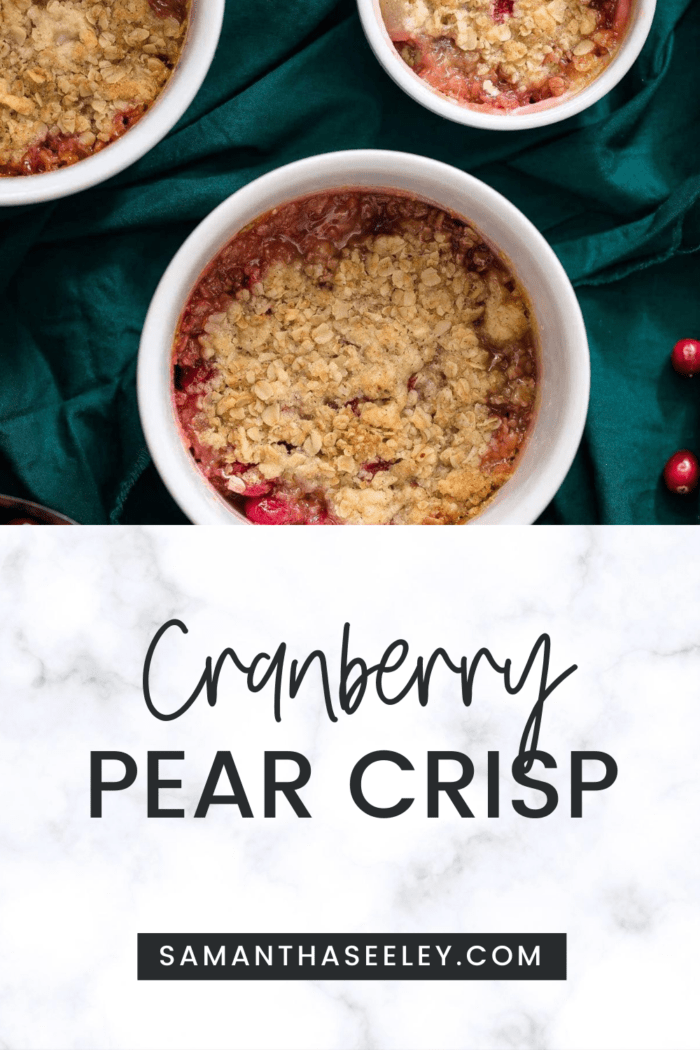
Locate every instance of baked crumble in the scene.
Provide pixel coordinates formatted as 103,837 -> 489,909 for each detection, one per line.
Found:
173,192 -> 538,525
0,0 -> 189,176
382,0 -> 631,109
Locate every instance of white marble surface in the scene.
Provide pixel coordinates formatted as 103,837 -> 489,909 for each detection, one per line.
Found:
0,526 -> 698,1050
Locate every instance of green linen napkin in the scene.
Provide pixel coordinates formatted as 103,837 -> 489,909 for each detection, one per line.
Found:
0,0 -> 698,524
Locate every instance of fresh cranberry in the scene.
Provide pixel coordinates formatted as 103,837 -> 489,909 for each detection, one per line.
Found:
244,494 -> 307,525
663,450 -> 700,494
671,339 -> 700,377
5,518 -> 36,525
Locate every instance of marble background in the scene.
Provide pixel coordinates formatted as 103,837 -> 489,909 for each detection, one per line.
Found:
0,526 -> 698,1050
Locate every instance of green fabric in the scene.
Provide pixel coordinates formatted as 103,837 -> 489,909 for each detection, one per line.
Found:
1,0 -> 698,524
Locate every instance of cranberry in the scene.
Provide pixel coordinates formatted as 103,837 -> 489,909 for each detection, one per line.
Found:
493,0 -> 514,21
227,464 -> 272,498
5,518 -> 36,525
362,459 -> 396,477
671,339 -> 700,377
244,491 -> 334,524
244,494 -> 307,525
240,480 -> 273,498
663,450 -> 700,494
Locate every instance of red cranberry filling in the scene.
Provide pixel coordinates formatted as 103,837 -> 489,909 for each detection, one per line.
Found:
0,106 -> 145,177
148,0 -> 189,21
493,0 -> 514,22
245,493 -> 334,526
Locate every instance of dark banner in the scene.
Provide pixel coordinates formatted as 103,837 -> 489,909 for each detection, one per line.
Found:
138,933 -> 566,981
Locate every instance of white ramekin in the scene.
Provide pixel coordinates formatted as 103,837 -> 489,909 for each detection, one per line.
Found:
0,0 -> 224,207
138,149 -> 590,525
357,0 -> 656,130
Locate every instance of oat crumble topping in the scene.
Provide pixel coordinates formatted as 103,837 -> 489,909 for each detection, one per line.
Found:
0,0 -> 189,174
174,193 -> 538,525
383,0 -> 627,108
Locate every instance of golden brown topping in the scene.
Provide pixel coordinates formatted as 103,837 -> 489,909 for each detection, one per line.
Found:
384,0 -> 621,102
0,0 -> 189,171
183,209 -> 537,525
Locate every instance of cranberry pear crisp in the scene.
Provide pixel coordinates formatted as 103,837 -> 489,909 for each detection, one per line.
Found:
0,0 -> 189,176
382,0 -> 632,109
173,191 -> 538,525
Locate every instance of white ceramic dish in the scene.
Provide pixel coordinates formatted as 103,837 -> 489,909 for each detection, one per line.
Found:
138,149 -> 590,525
0,0 -> 224,207
357,0 -> 656,130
